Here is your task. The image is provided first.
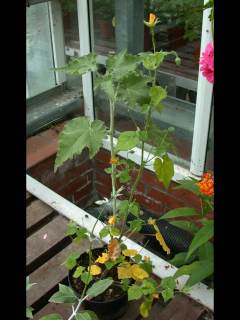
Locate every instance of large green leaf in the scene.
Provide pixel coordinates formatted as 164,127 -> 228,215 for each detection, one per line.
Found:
54,53 -> 97,75
86,278 -> 113,298
115,131 -> 139,152
160,277 -> 176,290
118,72 -> 151,108
95,75 -> 115,101
149,86 -> 167,112
39,315 -> 63,320
161,288 -> 174,302
160,207 -> 197,220
63,252 -> 81,270
49,284 -> 77,304
174,260 -> 214,288
186,220 -> 214,259
197,241 -> 214,261
140,52 -> 166,70
55,117 -> 106,171
128,285 -> 143,301
154,154 -> 174,189
76,311 -> 99,320
106,50 -> 142,81
169,220 -> 199,234
175,178 -> 200,194
169,252 -> 196,267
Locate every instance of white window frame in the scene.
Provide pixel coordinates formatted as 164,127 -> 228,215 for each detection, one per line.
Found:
77,0 -> 213,181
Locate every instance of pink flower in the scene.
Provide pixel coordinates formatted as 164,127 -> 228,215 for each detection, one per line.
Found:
199,42 -> 214,84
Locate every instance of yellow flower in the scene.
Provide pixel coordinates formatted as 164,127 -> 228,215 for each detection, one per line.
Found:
88,265 -> 102,275
152,293 -> 159,299
144,13 -> 159,28
117,263 -> 132,279
156,232 -> 170,255
130,264 -> 149,280
108,215 -> 117,225
95,252 -> 109,264
122,249 -> 138,257
148,217 -> 156,225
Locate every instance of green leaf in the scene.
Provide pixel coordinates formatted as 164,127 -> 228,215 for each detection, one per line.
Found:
169,252 -> 196,267
141,279 -> 157,295
174,260 -> 214,288
169,220 -> 199,234
139,298 -> 153,318
81,272 -> 93,285
160,277 -> 176,290
128,285 -> 143,301
132,254 -> 142,263
87,278 -> 113,298
95,75 -> 115,101
39,314 -> 63,320
154,154 -> 174,189
75,311 -> 98,320
54,53 -> 97,75
49,284 -> 77,304
197,241 -> 214,261
63,252 -> 81,270
66,222 -> 78,236
140,262 -> 153,274
129,202 -> 140,217
118,200 -> 129,217
129,219 -> 143,232
26,276 -> 36,291
110,227 -> 121,237
104,167 -> 112,174
118,72 -> 151,108
160,207 -> 197,220
115,131 -> 139,152
118,170 -> 131,183
175,178 -> 200,194
55,117 -> 106,171
106,50 -> 142,81
150,86 -> 167,111
26,307 -> 34,319
161,288 -> 174,302
73,266 -> 85,278
121,279 -> 130,292
186,220 -> 214,259
141,52 -> 166,70
104,260 -> 115,270
99,226 -> 110,239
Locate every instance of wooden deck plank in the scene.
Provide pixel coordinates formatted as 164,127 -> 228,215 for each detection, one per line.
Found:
27,215 -> 69,271
157,295 -> 206,320
27,239 -> 102,308
33,303 -> 72,320
27,199 -> 55,232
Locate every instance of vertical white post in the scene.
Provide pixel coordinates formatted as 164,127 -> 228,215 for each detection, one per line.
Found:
48,0 -> 66,84
190,1 -> 213,177
77,0 -> 94,120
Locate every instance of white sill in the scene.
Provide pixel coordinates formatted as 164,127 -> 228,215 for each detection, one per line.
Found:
102,136 -> 199,182
27,174 -> 213,311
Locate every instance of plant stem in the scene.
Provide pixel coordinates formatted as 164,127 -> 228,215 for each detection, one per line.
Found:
68,295 -> 89,320
109,100 -> 117,216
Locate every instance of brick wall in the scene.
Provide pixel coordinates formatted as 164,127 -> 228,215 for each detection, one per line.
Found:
27,127 -> 202,217
95,148 -> 202,217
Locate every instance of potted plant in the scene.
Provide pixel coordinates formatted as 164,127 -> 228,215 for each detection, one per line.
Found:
36,12 -> 213,320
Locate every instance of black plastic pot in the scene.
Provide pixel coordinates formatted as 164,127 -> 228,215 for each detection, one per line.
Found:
68,247 -> 128,320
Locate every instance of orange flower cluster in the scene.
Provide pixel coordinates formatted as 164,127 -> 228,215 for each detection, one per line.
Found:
197,173 -> 214,196
109,157 -> 119,165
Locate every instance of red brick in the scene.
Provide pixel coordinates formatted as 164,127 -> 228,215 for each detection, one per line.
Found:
96,182 -> 112,199
136,182 -> 145,194
95,171 -> 112,186
134,194 -> 164,215
141,169 -> 165,189
148,187 -> 186,210
74,182 -> 93,203
63,161 -> 92,181
95,148 -> 110,163
95,160 -> 110,171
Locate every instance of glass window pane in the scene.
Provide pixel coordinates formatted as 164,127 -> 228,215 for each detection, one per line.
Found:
27,2 -> 56,97
205,104 -> 214,172
92,0 -> 203,168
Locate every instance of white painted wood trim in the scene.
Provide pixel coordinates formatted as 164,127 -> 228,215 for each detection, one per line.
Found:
27,174 -> 213,310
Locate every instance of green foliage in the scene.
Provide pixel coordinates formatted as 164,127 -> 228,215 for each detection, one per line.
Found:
81,272 -> 93,285
169,252 -> 196,267
139,297 -> 153,318
162,287 -> 174,302
121,279 -> 131,291
110,226 -> 121,237
54,53 -> 97,75
160,276 -> 176,302
186,220 -> 213,259
129,202 -> 140,217
141,279 -> 157,295
160,207 -> 197,220
154,154 -> 174,189
149,86 -> 167,112
55,117 -> 106,171
73,266 -> 85,278
175,178 -> 200,194
99,226 -> 110,239
49,284 -> 78,304
129,219 -> 144,232
26,307 -> 34,319
174,259 -> 213,288
39,314 -> 63,320
197,241 -> 213,261
76,311 -> 98,320
128,285 -> 143,301
86,278 -> 113,298
115,131 -> 140,152
63,252 -> 81,270
169,220 -> 199,234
